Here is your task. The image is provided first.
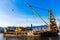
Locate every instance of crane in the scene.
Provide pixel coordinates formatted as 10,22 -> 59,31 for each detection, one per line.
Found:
26,3 -> 57,31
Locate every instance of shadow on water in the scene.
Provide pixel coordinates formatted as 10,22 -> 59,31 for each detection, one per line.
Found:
4,36 -> 59,40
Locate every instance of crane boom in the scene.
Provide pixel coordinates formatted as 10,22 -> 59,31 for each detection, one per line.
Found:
27,3 -> 48,26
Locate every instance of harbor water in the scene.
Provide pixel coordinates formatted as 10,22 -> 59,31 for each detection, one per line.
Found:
1,33 -> 60,40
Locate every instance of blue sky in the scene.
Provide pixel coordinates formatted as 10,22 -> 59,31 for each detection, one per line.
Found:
0,0 -> 60,27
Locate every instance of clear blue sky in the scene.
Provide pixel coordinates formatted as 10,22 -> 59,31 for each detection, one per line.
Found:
0,0 -> 60,27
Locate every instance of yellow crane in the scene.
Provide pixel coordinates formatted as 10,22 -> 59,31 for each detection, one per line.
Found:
48,9 -> 57,31
26,3 -> 57,31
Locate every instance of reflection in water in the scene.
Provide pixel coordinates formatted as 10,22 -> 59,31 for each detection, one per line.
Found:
4,36 -> 59,40
49,36 -> 58,40
0,33 -> 4,40
40,37 -> 49,40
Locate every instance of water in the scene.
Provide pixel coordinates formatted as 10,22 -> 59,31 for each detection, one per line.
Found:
0,33 -> 60,40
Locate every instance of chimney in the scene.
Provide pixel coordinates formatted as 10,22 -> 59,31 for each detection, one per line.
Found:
31,24 -> 32,27
31,24 -> 32,30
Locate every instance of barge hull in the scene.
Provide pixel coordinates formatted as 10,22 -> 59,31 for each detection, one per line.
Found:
40,31 -> 58,37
